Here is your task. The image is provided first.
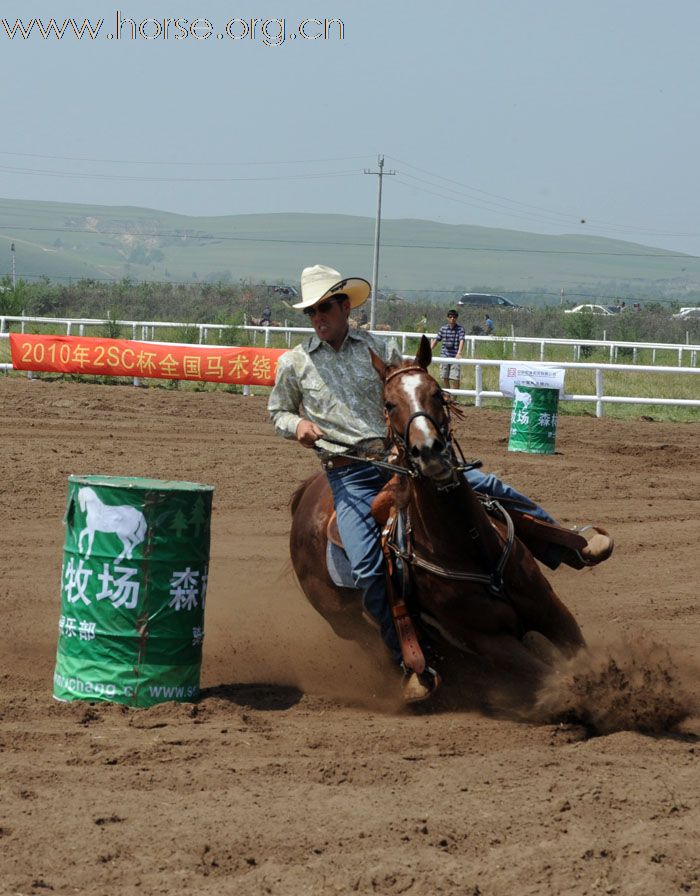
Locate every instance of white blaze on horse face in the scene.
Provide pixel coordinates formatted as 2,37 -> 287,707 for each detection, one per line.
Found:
399,374 -> 435,445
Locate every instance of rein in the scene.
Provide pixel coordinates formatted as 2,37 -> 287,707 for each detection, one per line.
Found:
381,364 -> 516,597
314,442 -> 414,477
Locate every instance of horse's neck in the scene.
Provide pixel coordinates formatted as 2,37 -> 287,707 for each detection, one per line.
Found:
408,478 -> 501,564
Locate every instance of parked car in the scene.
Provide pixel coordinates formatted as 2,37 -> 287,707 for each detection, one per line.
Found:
672,307 -> 700,320
458,293 -> 520,309
564,304 -> 616,315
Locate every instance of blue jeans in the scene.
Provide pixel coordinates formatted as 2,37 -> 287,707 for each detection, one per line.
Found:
327,462 -> 556,663
465,469 -> 557,524
326,463 -> 402,663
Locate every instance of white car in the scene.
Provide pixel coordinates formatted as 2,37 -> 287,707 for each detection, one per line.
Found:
672,307 -> 700,320
564,304 -> 616,315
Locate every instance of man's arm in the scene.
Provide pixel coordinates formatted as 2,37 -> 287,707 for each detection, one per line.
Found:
457,327 -> 465,356
268,352 -> 325,448
267,354 -> 304,440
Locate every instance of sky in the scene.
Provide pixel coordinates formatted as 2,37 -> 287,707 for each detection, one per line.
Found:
2,0 -> 700,255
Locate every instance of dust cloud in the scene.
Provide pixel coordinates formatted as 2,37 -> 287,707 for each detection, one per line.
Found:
534,635 -> 698,734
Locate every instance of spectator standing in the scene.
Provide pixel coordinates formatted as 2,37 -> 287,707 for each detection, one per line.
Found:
484,314 -> 495,335
430,309 -> 466,390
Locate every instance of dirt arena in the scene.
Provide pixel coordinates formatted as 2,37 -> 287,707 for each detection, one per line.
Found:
1,376 -> 698,896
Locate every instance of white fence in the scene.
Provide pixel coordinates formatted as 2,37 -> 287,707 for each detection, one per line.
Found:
1,315 -> 699,418
2,314 -> 698,366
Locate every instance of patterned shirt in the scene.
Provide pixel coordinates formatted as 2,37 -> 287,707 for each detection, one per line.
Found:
434,323 -> 466,358
268,329 -> 401,455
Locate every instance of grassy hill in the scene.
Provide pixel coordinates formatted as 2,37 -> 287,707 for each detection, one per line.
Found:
1,197 -> 699,303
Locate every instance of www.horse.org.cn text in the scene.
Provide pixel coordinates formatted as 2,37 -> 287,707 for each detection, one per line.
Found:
1,14 -> 346,46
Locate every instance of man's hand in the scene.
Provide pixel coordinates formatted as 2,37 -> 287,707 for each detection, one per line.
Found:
296,419 -> 324,448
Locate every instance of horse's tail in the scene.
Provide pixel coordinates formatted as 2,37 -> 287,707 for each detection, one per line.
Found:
134,512 -> 147,543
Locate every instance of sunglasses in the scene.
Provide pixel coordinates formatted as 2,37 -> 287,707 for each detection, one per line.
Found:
304,298 -> 344,317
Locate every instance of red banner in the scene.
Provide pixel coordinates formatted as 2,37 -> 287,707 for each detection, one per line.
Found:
10,333 -> 285,386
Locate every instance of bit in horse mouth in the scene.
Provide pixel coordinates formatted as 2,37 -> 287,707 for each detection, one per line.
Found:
420,458 -> 456,483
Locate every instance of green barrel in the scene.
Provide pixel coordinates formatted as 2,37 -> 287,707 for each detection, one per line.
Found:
508,385 -> 559,455
54,475 -> 214,707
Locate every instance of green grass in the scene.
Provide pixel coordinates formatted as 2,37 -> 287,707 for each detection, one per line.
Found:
3,196 -> 700,294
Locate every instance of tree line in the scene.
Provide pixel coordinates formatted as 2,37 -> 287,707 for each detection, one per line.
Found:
1,275 -> 697,345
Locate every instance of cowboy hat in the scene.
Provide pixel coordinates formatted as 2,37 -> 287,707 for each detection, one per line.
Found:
293,264 -> 371,311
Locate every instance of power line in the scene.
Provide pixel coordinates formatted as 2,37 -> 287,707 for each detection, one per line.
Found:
0,150 -> 370,167
394,175 -> 583,230
0,163 -> 362,184
387,154 -> 700,240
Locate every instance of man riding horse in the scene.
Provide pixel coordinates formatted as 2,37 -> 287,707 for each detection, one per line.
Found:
268,265 -> 613,701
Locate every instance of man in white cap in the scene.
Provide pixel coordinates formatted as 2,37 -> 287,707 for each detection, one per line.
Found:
268,265 -> 613,698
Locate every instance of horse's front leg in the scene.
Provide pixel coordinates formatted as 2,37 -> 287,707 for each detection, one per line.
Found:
467,630 -> 553,693
81,529 -> 95,559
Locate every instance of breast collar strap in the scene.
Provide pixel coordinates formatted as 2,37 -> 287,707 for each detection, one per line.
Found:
387,500 -> 516,598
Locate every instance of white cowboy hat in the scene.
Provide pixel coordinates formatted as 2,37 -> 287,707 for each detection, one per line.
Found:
293,264 -> 371,311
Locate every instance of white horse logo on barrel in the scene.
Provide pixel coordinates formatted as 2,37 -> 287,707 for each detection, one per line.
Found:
514,386 -> 533,409
77,487 -> 148,562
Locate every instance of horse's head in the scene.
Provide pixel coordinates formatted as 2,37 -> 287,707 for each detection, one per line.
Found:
371,336 -> 456,485
77,486 -> 94,511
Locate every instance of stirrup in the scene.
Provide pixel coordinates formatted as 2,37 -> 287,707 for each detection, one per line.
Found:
401,666 -> 441,704
571,525 -> 614,568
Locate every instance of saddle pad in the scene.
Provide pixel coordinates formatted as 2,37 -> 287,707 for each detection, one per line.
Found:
325,540 -> 360,590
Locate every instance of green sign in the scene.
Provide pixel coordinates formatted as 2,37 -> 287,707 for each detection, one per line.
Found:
508,385 -> 559,455
53,475 -> 214,707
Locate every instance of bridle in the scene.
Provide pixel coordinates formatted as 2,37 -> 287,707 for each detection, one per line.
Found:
383,365 -> 477,489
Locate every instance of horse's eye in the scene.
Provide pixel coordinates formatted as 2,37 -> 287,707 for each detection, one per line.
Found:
384,401 -> 395,413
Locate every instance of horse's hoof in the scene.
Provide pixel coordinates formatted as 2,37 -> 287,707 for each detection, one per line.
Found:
402,667 -> 441,704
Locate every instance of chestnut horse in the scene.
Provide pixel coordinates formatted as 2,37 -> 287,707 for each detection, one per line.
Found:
289,337 -> 585,701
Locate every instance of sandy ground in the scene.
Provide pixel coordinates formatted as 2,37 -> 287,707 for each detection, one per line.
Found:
1,375 -> 699,896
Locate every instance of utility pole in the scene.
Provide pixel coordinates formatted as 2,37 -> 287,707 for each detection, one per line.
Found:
560,287 -> 564,306
11,242 -> 16,288
364,154 -> 395,329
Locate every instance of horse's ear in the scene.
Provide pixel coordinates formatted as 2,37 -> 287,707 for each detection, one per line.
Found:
416,334 -> 432,370
369,348 -> 387,381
